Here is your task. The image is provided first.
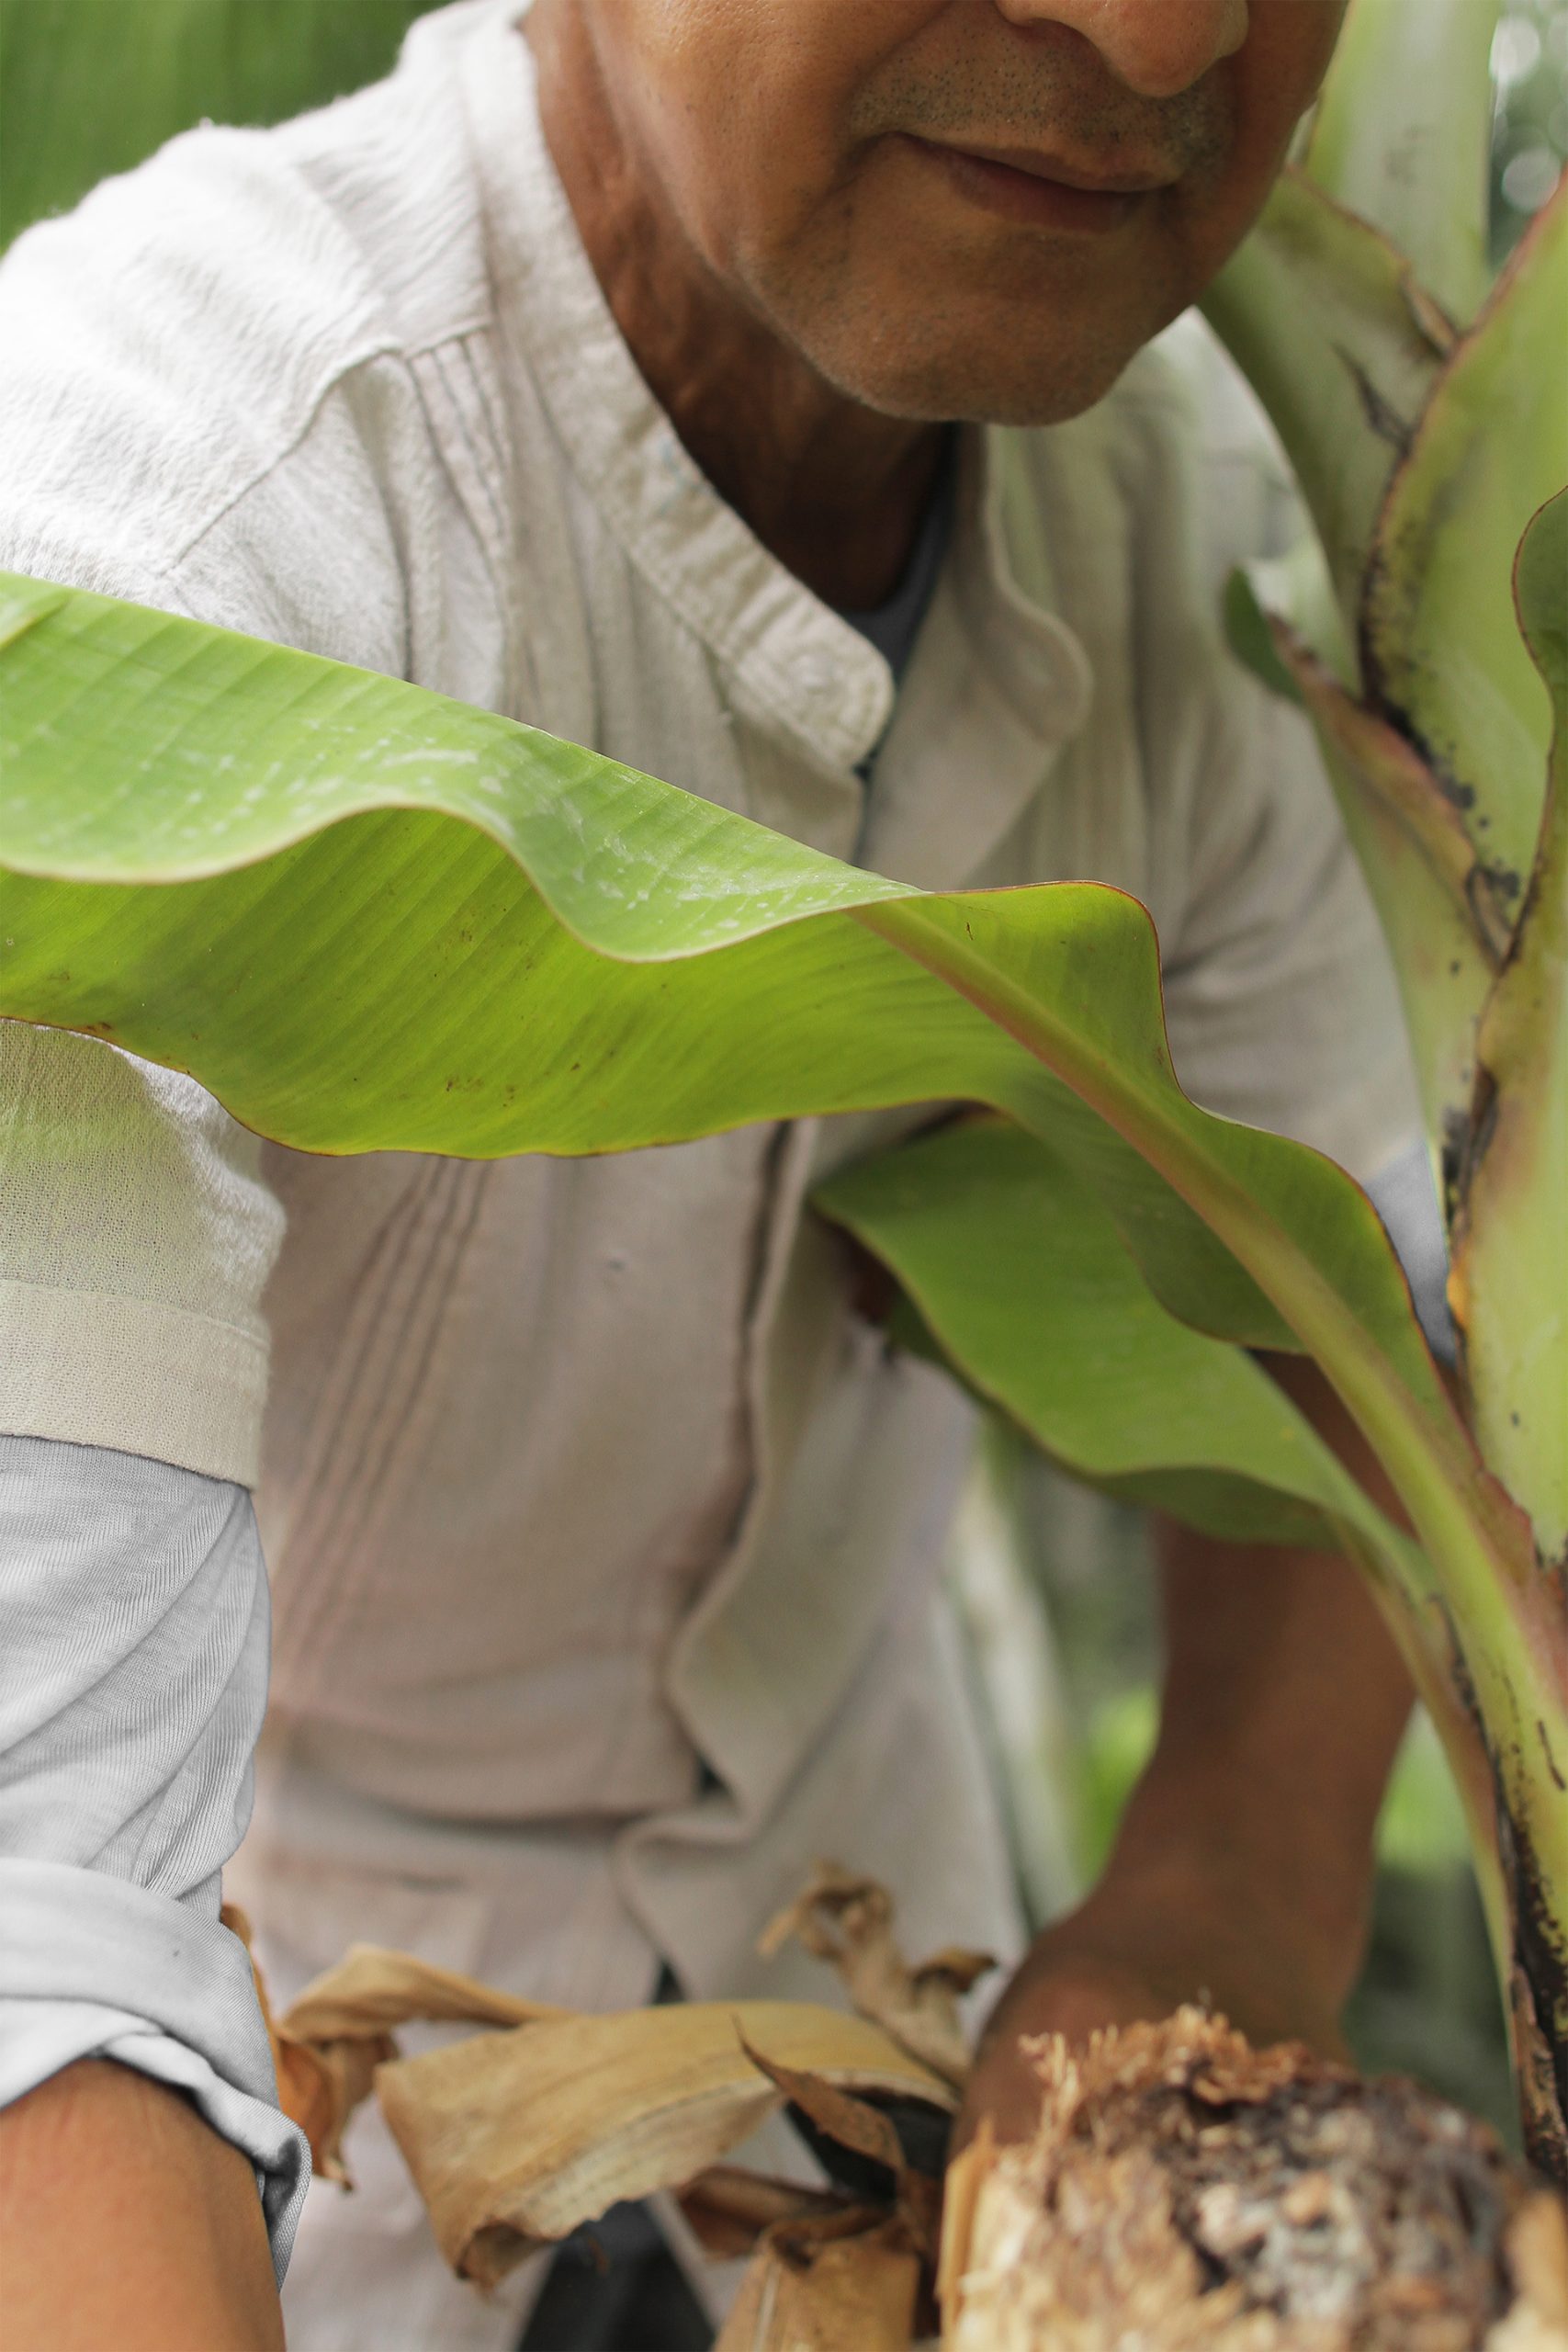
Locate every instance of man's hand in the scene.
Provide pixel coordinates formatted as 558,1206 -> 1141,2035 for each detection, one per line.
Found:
960,1358 -> 1414,2150
960,1854 -> 1356,2146
0,2058 -> 284,2351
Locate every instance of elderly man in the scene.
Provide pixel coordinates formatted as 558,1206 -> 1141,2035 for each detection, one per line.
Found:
0,1 -> 1435,2346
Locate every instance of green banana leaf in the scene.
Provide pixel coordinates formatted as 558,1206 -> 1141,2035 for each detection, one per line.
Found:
12,566 -> 1554,1979
813,1113 -> 1419,1562
1200,14 -> 1568,2097
0,0 -> 427,246
0,574 -> 1402,1348
1282,658 -> 1506,1159
1203,135 -> 1565,1174
1206,162 -> 1565,906
1303,0 -> 1498,327
1201,168 -> 1452,644
1365,184 -> 1568,894
0,572 -> 1515,1625
1452,491 -> 1568,1557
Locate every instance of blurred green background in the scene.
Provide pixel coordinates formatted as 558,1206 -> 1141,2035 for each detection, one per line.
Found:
1489,0 -> 1568,257
1,0 -> 430,243
2,0 -> 1564,2140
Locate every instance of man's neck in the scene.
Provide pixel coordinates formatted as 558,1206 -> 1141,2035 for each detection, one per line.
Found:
526,4 -> 948,611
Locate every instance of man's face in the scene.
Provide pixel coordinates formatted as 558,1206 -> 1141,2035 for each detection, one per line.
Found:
574,0 -> 1347,424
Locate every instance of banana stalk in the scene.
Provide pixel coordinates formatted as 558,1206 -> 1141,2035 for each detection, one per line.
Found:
1196,0 -> 1567,2175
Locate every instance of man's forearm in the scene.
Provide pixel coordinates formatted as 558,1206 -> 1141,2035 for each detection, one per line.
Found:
965,1359 -> 1416,2138
1076,1500 -> 1412,2019
1051,1355 -> 1412,2007
0,2060 -> 284,2352
0,1437 -> 293,2342
1117,1362 -> 1411,1941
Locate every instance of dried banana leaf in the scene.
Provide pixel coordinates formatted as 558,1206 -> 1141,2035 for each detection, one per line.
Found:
739,2034 -> 942,2268
223,1904 -> 395,2182
281,1943 -> 570,2041
373,1998 -> 954,2288
677,2166 -> 856,2259
760,1862 -> 993,2090
237,1890 -> 1565,2352
740,2039 -> 910,2180
715,2209 -> 921,2352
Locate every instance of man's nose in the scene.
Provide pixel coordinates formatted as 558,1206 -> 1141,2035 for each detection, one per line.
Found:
994,0 -> 1250,97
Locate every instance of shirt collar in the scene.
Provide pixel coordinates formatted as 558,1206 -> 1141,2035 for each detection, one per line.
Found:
459,2 -> 1091,854
858,428 -> 1094,888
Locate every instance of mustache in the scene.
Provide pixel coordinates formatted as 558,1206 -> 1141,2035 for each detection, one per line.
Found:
847,51 -> 1234,182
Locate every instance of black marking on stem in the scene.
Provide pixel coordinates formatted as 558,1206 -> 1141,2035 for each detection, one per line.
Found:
1337,348 -> 1415,457
1440,1106 -> 1471,1220
1450,1645 -> 1568,2187
1495,1792 -> 1568,2187
1469,1071 -> 1501,1171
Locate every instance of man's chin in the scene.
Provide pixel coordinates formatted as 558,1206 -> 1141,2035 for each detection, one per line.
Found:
809,329 -> 1151,431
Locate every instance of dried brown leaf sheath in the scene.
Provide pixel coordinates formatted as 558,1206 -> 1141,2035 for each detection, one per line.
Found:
224,1905 -> 397,2185
233,1883 -> 1565,2348
373,1999 -> 953,2289
941,2008 -> 1568,2352
715,2209 -> 922,2352
761,1861 -> 995,2091
282,1942 -> 570,2041
676,2166 -> 855,2260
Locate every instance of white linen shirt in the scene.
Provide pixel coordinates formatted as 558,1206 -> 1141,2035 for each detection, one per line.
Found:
0,5 -> 1422,2343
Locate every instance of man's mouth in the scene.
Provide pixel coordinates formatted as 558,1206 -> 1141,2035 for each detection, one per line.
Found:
902,133 -> 1176,232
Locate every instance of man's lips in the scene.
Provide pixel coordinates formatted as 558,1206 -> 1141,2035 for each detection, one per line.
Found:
902,133 -> 1176,232
941,139 -> 1177,194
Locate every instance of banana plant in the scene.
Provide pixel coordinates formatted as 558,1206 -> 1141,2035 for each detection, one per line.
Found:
829,0 -> 1568,2166
1200,0 -> 1566,2163
835,0 -> 1568,2171
0,0 -> 1563,2177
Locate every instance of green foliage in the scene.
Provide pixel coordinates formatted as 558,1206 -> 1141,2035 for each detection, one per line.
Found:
6,574 -> 1552,2047
0,0 -> 428,245
0,576 -> 1405,1377
1366,205 -> 1568,896
1452,494 -> 1568,1553
1201,174 -> 1453,644
1194,0 -> 1565,2169
1378,1711 -> 1476,1875
0,576 -> 1477,1541
1303,0 -> 1499,323
816,1114 -> 1409,1555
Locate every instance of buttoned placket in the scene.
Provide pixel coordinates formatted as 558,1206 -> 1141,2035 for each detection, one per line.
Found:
460,0 -> 1097,1945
